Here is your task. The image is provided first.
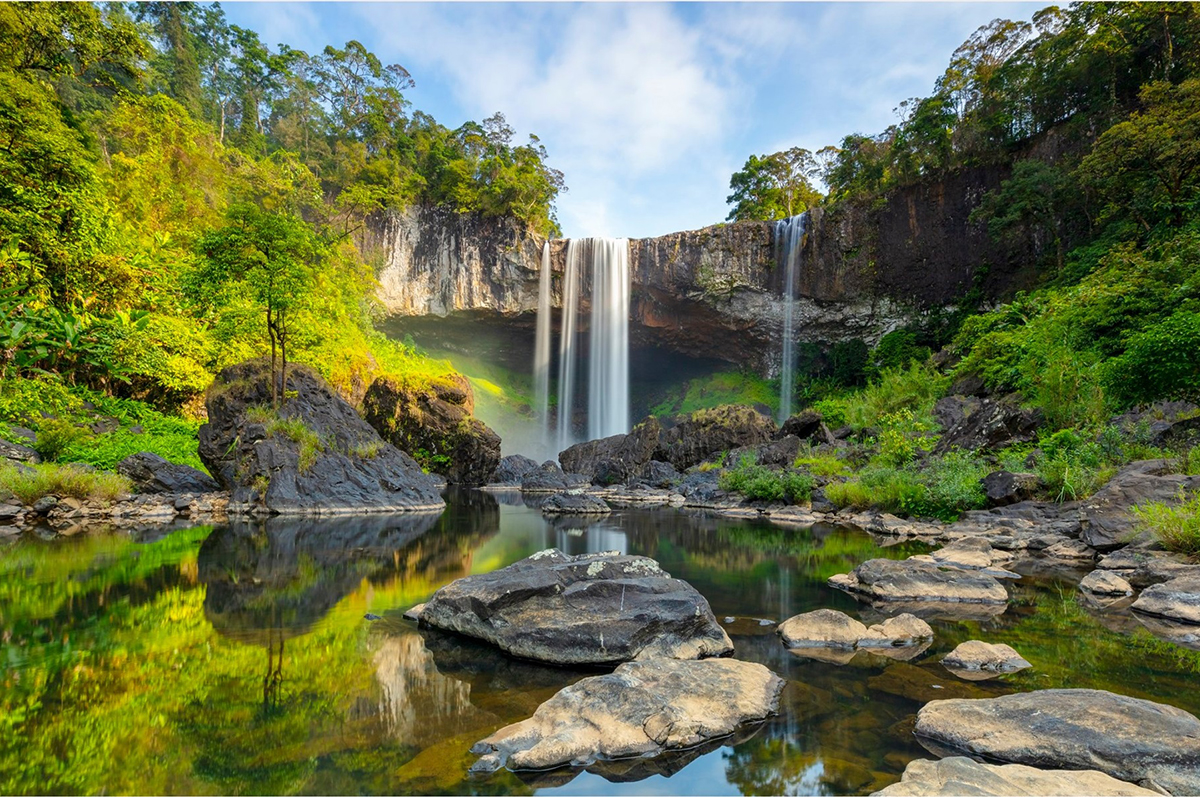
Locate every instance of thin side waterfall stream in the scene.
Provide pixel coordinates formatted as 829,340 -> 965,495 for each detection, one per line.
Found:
532,242 -> 553,452
775,213 -> 808,423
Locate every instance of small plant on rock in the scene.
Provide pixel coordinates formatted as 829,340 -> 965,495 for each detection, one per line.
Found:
1133,491 -> 1200,556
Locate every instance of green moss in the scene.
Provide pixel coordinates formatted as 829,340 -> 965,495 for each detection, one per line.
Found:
649,370 -> 777,418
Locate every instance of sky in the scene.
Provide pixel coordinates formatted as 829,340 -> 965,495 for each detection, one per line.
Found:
222,2 -> 1041,239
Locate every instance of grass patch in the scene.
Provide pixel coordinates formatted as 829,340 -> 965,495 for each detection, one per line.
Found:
1133,491 -> 1200,556
718,455 -> 814,503
822,450 -> 988,520
0,463 -> 131,504
649,369 -> 778,418
793,450 -> 850,476
247,406 -> 325,472
833,362 -> 948,431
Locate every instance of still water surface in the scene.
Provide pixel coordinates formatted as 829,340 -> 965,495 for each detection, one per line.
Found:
3,490 -> 1199,795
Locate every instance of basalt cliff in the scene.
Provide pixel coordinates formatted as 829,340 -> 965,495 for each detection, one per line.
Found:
359,163 -> 1044,374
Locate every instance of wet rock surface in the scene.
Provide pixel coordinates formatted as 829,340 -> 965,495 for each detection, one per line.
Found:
941,641 -> 1032,676
362,374 -> 501,486
874,756 -> 1159,796
490,454 -> 539,486
539,492 -> 611,516
830,558 -> 1010,604
1080,459 -> 1200,551
521,461 -> 581,492
559,417 -> 661,484
198,360 -> 443,514
419,549 -> 733,665
469,658 -> 783,773
1132,576 -> 1200,625
915,689 -> 1200,795
117,452 -> 220,494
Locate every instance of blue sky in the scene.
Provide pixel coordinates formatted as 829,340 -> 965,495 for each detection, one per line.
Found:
222,2 -> 1040,239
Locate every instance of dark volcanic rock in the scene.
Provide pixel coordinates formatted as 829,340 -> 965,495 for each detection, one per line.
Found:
726,435 -> 803,468
655,405 -> 777,471
777,410 -> 823,440
470,658 -> 783,774
635,460 -> 683,489
117,452 -> 220,494
934,399 -> 1043,454
419,549 -> 734,665
829,558 -> 1009,604
934,396 -> 980,432
1081,460 -> 1200,551
362,374 -> 501,486
0,438 -> 40,464
521,460 -> 572,492
915,689 -> 1200,795
198,360 -> 443,514
540,492 -> 611,515
559,417 -> 662,484
981,471 -> 1042,507
490,454 -> 539,486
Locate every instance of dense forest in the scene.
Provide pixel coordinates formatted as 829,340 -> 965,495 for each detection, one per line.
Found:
0,1 -> 564,469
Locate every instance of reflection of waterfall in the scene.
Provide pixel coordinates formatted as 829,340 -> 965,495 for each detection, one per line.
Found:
551,238 -> 631,452
775,214 -> 808,422
533,242 -> 553,451
374,633 -> 481,746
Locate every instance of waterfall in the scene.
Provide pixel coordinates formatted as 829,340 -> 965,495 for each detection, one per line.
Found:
775,213 -> 808,422
547,237 -> 630,453
533,242 -> 552,449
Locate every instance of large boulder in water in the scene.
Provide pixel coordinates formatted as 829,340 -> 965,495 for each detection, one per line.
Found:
490,454 -> 539,486
829,558 -> 1009,604
654,405 -> 777,471
362,374 -> 501,486
914,689 -> 1200,795
198,360 -> 443,514
874,757 -> 1159,796
559,417 -> 661,484
470,658 -> 783,774
117,452 -> 220,494
418,549 -> 733,665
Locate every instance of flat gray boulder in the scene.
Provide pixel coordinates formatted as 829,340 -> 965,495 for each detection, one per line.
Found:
778,608 -> 932,650
1081,569 -> 1134,596
470,658 -> 783,773
1132,576 -> 1200,625
874,756 -> 1158,796
830,558 -> 1009,604
941,640 -> 1031,679
540,491 -> 611,515
915,689 -> 1200,795
419,549 -> 733,665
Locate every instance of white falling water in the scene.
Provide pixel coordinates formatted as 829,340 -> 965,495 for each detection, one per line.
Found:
775,213 -> 808,422
548,237 -> 630,453
587,238 -> 630,441
532,242 -> 552,450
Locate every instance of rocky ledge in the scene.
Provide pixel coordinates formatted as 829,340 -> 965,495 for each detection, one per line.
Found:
874,757 -> 1159,797
469,658 -> 784,774
417,549 -> 733,665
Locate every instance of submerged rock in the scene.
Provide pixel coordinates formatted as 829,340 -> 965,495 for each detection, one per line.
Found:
117,452 -> 220,494
1080,570 -> 1134,596
362,374 -> 501,486
539,492 -> 611,516
469,658 -> 783,773
941,641 -> 1031,677
419,549 -> 733,665
1131,576 -> 1200,625
914,689 -> 1200,795
198,360 -> 443,515
829,558 -> 1009,604
874,756 -> 1159,796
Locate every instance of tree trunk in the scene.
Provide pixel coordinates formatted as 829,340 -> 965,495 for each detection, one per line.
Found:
267,307 -> 278,409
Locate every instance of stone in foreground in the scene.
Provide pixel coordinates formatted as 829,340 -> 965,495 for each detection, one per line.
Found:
829,558 -> 1009,604
419,549 -> 733,665
873,756 -> 1159,796
941,640 -> 1031,677
1080,569 -> 1134,596
470,658 -> 783,773
915,689 -> 1200,795
1131,576 -> 1200,625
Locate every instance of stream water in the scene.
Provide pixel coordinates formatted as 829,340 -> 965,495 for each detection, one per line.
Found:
3,491 -> 1199,795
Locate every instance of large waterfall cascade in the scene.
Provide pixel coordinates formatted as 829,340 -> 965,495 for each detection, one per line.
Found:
533,238 -> 631,455
775,213 -> 808,423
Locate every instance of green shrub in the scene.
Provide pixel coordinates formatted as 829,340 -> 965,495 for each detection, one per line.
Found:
810,399 -> 847,430
1105,311 -> 1200,406
794,451 -> 850,476
875,408 -> 935,467
837,362 -> 948,431
920,451 -> 989,517
824,479 -> 871,510
866,329 -> 931,380
719,456 -> 814,503
1133,491 -> 1200,555
32,419 -> 90,462
0,463 -> 131,504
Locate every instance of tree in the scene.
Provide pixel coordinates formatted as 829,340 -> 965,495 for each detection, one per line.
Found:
726,148 -> 821,221
972,160 -> 1075,273
1078,79 -> 1200,231
195,205 -> 321,407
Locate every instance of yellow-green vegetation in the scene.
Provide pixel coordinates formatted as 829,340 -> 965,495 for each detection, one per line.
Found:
0,462 -> 131,505
1133,492 -> 1200,556
247,406 -> 325,473
793,450 -> 850,477
822,451 -> 989,521
650,370 -> 777,418
718,454 -> 814,504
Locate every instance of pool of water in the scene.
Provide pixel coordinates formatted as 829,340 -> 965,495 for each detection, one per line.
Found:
3,489 -> 1199,795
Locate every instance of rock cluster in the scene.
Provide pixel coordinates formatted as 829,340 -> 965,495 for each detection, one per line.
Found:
777,608 -> 932,650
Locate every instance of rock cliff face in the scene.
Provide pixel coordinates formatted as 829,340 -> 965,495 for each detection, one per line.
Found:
362,164 -> 1039,373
